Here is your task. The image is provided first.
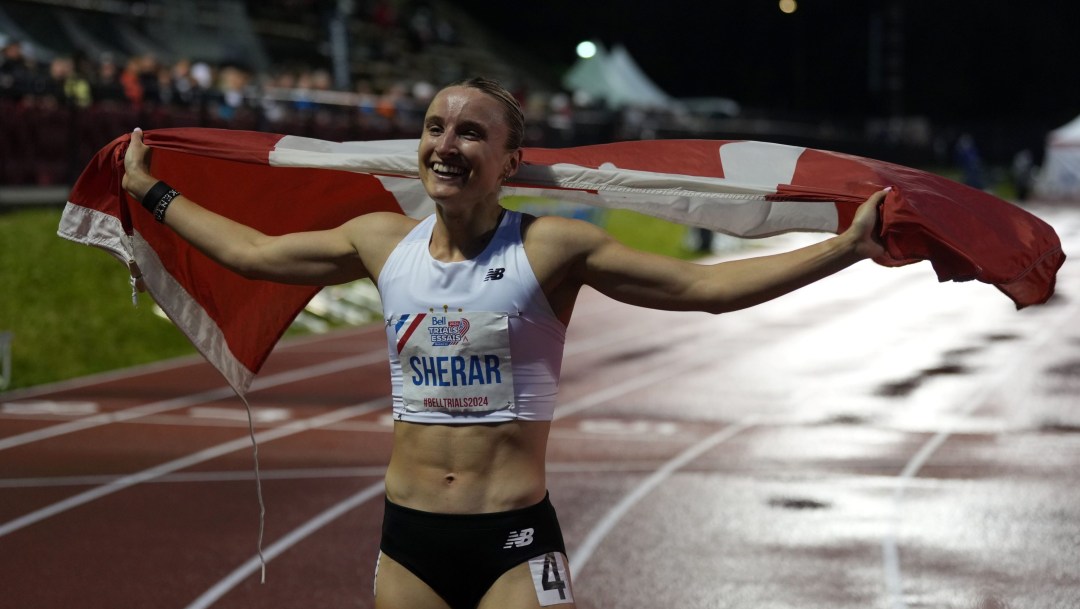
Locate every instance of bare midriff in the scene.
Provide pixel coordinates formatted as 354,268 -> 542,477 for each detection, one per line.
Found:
384,419 -> 551,514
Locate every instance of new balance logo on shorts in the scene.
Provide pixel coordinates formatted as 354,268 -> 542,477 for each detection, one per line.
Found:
503,527 -> 534,549
484,268 -> 505,281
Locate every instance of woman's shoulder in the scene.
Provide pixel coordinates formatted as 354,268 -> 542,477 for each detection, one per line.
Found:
346,211 -> 422,239
342,211 -> 424,271
524,213 -> 609,248
520,213 -> 612,279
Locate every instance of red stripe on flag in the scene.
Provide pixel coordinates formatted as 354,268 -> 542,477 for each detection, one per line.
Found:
143,128 -> 285,164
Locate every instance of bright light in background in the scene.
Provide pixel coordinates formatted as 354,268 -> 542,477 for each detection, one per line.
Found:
779,0 -> 797,14
576,40 -> 597,59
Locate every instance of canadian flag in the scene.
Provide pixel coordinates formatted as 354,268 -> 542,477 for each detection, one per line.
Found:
59,128 -> 1065,394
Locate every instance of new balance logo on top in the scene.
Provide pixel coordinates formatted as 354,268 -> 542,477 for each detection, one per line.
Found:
484,268 -> 506,281
503,528 -> 534,549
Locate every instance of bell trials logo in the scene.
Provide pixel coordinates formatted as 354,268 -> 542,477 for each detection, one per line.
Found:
484,267 -> 506,281
428,316 -> 469,346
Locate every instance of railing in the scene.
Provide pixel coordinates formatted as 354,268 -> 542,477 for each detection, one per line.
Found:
0,95 -> 425,188
2,93 -> 969,192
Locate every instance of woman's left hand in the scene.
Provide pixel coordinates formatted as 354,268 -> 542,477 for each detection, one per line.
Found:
122,128 -> 156,201
845,189 -> 888,261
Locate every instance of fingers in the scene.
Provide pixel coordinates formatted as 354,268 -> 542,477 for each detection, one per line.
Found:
852,189 -> 884,225
128,127 -> 147,157
122,128 -> 155,199
862,187 -> 889,209
125,128 -> 144,157
842,188 -> 890,261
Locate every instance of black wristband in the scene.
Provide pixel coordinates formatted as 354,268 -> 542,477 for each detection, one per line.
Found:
140,180 -> 180,223
141,180 -> 171,211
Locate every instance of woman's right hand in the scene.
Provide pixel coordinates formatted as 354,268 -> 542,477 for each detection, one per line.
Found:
122,128 -> 156,201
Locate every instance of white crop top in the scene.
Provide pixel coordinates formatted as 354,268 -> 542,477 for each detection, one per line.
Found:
377,210 -> 566,423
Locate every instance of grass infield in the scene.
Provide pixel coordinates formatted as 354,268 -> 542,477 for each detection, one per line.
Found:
1,208 -> 197,392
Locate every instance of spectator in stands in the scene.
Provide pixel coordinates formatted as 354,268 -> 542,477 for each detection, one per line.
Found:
407,3 -> 436,51
169,59 -> 199,107
119,56 -> 144,108
0,39 -> 33,100
39,57 -> 71,105
1011,149 -> 1035,202
52,56 -> 92,108
92,54 -> 127,104
954,133 -> 986,190
136,54 -> 163,106
214,65 -> 252,122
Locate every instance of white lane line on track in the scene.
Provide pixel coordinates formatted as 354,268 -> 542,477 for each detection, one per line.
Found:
0,315 -> 689,448
569,419 -> 757,580
0,467 -> 389,488
0,461 -> 679,488
0,399 -> 387,539
554,355 -> 712,421
182,480 -> 387,609
0,313 -> 704,543
882,289 -> 1080,609
0,351 -> 387,451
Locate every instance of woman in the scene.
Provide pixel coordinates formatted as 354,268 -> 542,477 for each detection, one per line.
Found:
123,77 -> 886,609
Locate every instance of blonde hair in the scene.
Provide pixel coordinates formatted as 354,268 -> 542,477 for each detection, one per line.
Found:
448,77 -> 525,150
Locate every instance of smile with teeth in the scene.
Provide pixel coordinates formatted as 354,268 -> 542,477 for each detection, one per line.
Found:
432,162 -> 467,178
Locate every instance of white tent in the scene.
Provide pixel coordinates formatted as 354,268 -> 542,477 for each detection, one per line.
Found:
1034,115 -> 1080,200
562,44 -> 673,109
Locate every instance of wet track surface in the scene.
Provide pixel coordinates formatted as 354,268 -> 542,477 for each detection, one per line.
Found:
2,204 -> 1078,609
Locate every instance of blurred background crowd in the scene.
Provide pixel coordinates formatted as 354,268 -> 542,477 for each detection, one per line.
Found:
0,0 -> 1071,196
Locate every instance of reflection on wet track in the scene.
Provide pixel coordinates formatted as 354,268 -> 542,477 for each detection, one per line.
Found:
1,204 -> 1078,608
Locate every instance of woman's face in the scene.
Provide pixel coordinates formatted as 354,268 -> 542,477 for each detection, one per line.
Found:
418,86 -> 521,208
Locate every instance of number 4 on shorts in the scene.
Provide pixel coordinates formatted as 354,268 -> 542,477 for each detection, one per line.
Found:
528,552 -> 575,606
542,553 -> 566,598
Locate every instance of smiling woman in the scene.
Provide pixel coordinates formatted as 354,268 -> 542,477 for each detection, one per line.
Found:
117,76 -> 886,609
417,82 -> 522,232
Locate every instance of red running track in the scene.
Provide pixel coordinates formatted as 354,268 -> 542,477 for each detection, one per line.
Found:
3,213 -> 1080,608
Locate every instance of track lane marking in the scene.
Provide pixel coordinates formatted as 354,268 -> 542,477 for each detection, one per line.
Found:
183,480 -> 387,609
0,351 -> 387,451
569,419 -> 757,580
0,315 -> 694,449
0,467 -> 388,488
0,399 -> 388,538
0,461 -> 685,489
0,316 -> 711,544
882,274 -> 1080,609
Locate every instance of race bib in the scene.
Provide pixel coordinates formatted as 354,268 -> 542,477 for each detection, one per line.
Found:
392,311 -> 515,413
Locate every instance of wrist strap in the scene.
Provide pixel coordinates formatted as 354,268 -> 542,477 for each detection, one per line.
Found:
140,180 -> 180,223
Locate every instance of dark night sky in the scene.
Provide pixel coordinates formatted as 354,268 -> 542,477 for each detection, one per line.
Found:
451,0 -> 1080,130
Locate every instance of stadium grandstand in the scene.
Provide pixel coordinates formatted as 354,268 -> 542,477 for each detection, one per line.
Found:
0,0 -> 548,187
1,0 -> 945,193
